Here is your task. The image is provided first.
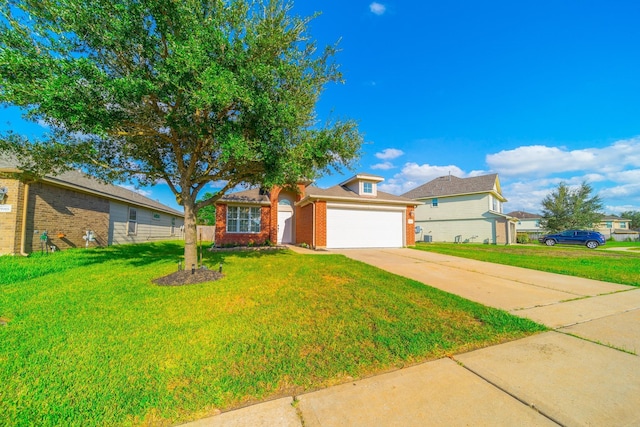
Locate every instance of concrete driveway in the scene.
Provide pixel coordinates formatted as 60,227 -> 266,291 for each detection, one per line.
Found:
333,248 -> 640,349
185,247 -> 640,427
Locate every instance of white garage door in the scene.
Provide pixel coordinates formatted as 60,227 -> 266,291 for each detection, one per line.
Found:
326,207 -> 403,248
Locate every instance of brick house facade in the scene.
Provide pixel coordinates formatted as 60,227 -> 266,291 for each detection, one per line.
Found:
215,174 -> 417,249
0,161 -> 184,255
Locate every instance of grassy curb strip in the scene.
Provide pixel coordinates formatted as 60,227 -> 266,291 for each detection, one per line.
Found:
413,242 -> 640,287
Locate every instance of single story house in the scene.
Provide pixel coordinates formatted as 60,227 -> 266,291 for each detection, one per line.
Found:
403,173 -> 517,244
215,174 -> 417,249
0,159 -> 184,255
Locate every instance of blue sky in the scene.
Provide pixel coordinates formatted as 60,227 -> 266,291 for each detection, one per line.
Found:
3,1 -> 640,214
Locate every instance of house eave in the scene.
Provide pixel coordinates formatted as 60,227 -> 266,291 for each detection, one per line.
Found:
413,190 -> 507,202
298,194 -> 418,208
1,166 -> 185,217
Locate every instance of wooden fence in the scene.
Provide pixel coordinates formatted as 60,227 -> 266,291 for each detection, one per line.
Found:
196,225 -> 216,242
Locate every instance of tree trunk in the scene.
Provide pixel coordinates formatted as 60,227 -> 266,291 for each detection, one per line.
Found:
183,200 -> 198,269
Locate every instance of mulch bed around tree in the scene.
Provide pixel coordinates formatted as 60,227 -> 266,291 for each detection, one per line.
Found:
153,269 -> 224,286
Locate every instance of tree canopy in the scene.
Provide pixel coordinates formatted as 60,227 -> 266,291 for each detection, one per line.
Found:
0,0 -> 363,266
539,181 -> 603,232
196,192 -> 217,226
620,210 -> 640,229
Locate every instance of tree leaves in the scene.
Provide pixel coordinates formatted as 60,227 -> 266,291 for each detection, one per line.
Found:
1,0 -> 363,264
539,182 -> 604,232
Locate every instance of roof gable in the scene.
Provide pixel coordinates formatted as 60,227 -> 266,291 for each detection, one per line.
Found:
402,173 -> 502,200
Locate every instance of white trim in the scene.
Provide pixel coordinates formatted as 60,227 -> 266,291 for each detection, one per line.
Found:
326,202 -> 406,212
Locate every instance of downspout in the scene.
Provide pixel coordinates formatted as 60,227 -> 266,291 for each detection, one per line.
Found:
20,182 -> 30,256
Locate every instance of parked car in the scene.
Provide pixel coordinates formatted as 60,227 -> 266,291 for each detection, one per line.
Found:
538,230 -> 606,249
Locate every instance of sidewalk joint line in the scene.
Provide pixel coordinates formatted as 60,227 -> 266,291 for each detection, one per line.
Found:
453,359 -> 566,427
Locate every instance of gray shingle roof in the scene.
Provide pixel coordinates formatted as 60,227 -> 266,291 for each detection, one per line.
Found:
305,185 -> 414,204
217,183 -> 416,206
0,158 -> 184,216
217,187 -> 271,204
402,174 -> 501,200
507,210 -> 541,219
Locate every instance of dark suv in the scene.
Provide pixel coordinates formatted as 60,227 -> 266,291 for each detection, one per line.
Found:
538,230 -> 606,249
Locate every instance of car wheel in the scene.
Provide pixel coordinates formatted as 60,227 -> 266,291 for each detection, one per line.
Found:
545,239 -> 556,246
586,240 -> 599,249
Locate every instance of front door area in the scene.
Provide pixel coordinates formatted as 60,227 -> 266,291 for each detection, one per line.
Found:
277,210 -> 293,244
277,196 -> 294,244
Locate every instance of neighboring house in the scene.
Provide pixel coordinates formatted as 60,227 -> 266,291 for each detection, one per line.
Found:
0,160 -> 184,255
595,215 -> 639,241
508,210 -> 543,235
402,173 -> 517,244
215,173 -> 417,249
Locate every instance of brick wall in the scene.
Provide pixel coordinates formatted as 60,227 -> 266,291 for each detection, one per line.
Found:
25,182 -> 110,253
406,206 -> 416,246
314,201 -> 327,248
269,188 -> 281,244
0,178 -> 23,255
295,203 -> 313,246
214,203 -> 272,246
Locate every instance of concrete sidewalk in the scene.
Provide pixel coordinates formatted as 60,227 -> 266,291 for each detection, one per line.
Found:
183,248 -> 640,427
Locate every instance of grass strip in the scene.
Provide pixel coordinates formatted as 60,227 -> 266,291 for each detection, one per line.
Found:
412,242 -> 640,286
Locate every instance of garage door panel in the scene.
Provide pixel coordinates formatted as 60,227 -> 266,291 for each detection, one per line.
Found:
326,208 -> 403,248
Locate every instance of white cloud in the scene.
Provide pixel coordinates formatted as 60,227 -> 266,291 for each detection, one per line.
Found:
378,162 -> 465,195
486,137 -> 640,178
483,137 -> 640,213
371,161 -> 395,170
369,2 -> 386,15
375,148 -> 404,160
398,162 -> 464,183
374,137 -> 640,213
602,182 -> 640,198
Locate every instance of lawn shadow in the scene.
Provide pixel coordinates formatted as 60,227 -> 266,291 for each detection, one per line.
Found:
1,242 -> 299,286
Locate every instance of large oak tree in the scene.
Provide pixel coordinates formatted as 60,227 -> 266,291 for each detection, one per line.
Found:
0,0 -> 363,266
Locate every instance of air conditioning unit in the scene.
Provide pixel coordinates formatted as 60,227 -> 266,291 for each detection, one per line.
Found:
423,235 -> 432,243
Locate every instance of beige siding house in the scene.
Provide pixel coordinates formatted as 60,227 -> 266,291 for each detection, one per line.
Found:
595,215 -> 638,241
508,210 -> 543,237
0,159 -> 184,255
403,174 -> 517,244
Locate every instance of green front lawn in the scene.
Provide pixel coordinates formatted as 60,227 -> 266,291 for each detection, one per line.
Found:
413,242 -> 640,286
0,242 -> 544,426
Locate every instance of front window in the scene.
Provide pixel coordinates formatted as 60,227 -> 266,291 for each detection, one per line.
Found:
363,182 -> 373,194
431,198 -> 438,207
605,221 -> 613,229
620,222 -> 627,229
128,207 -> 137,235
227,206 -> 261,233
